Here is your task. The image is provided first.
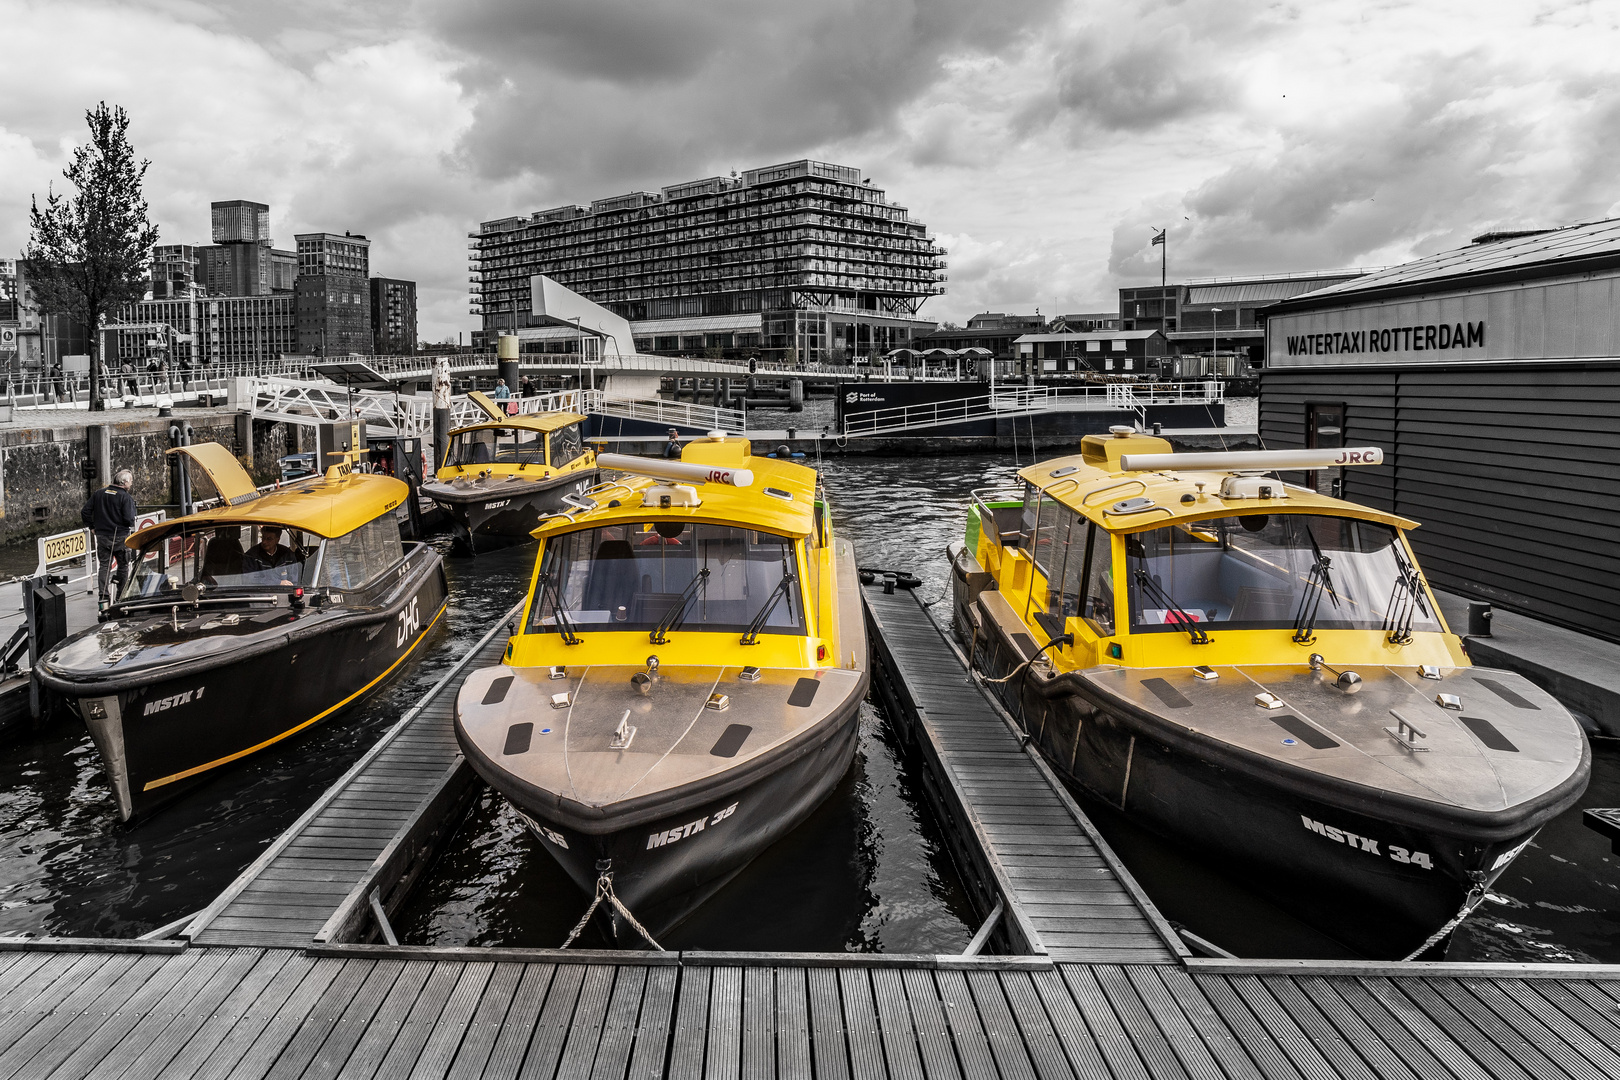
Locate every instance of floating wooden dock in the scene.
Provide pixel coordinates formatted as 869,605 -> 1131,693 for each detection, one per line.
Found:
0,576 -> 1618,1077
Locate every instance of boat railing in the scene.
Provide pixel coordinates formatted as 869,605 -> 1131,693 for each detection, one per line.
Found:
969,485 -> 1026,549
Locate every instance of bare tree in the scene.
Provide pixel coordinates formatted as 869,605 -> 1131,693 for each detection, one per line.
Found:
24,102 -> 159,411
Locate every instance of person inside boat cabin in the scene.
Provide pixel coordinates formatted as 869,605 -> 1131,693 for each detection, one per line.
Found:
243,525 -> 299,575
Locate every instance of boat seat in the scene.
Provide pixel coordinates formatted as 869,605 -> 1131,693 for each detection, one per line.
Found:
581,540 -> 635,613
631,591 -> 685,625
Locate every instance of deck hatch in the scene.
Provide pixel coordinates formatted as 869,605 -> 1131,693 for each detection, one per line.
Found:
1141,677 -> 1192,710
482,676 -> 514,705
1477,678 -> 1539,711
788,678 -> 820,707
1460,716 -> 1519,753
503,723 -> 533,755
709,724 -> 753,758
1268,714 -> 1339,750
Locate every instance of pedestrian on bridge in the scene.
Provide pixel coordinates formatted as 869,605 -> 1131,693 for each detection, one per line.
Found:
82,469 -> 136,606
495,378 -> 516,415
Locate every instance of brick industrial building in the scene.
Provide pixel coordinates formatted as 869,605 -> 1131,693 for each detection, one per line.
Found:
295,232 -> 372,356
469,159 -> 947,362
370,277 -> 417,355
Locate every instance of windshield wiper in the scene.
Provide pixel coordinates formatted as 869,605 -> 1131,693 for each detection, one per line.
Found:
740,572 -> 797,646
538,571 -> 581,645
649,568 -> 710,645
1133,569 -> 1210,644
1382,547 -> 1429,645
1291,553 -> 1338,644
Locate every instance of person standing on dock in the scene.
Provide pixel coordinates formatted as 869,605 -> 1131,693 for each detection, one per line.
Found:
663,428 -> 682,458
495,378 -> 515,416
83,469 -> 136,606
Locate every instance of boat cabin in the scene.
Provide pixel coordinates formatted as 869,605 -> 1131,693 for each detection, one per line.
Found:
509,435 -> 837,670
436,412 -> 589,478
969,430 -> 1464,671
117,443 -> 413,610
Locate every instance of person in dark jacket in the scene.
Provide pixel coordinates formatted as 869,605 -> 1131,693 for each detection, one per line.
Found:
83,469 -> 137,604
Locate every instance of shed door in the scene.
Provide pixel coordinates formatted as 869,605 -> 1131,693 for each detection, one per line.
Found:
1306,403 -> 1345,497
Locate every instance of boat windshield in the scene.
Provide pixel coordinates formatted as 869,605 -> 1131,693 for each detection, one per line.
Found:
526,522 -> 805,637
1124,514 -> 1442,635
119,523 -> 320,601
447,426 -> 546,468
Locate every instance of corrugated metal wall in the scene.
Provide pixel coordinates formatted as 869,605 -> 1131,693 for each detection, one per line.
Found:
1260,362 -> 1620,643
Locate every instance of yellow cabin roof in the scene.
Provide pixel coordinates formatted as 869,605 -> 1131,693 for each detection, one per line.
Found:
448,411 -> 587,438
1019,431 -> 1419,533
531,437 -> 817,539
128,470 -> 409,547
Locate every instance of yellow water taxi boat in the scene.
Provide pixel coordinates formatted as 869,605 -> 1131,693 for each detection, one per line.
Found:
420,393 -> 598,551
36,442 -> 448,820
951,427 -> 1589,958
454,432 -> 866,943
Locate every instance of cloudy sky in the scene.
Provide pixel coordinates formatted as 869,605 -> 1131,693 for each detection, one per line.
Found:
4,0 -> 1618,340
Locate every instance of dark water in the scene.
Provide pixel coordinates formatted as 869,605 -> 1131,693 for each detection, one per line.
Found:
0,448 -> 1615,961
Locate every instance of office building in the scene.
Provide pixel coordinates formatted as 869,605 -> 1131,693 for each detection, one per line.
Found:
1260,219 -> 1620,643
469,159 -> 946,362
295,232 -> 372,355
109,295 -> 297,366
198,200 -> 297,297
370,277 -> 417,355
149,245 -> 202,300
1120,271 -> 1367,368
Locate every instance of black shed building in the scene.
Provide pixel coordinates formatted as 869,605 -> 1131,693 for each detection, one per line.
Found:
1260,220 -> 1620,643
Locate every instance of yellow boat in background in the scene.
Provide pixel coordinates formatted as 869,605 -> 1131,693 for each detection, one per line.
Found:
420,392 -> 599,552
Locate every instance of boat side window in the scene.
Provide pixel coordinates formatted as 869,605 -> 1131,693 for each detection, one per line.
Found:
548,423 -> 584,467
118,523 -> 317,600
1026,487 -> 1065,578
449,431 -> 497,467
1082,523 -> 1116,635
527,522 -> 807,637
319,517 -> 405,590
1042,507 -> 1084,619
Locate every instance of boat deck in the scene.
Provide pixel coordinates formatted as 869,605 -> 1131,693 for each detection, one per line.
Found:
863,582 -> 1181,964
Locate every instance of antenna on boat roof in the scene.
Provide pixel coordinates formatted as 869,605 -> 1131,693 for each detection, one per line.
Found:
594,453 -> 754,489
1117,447 -> 1384,473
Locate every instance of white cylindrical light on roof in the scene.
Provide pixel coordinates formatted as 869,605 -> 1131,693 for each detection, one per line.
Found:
597,453 -> 754,488
1118,447 -> 1385,472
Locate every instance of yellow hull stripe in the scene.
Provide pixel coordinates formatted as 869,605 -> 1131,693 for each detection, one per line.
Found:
142,600 -> 448,791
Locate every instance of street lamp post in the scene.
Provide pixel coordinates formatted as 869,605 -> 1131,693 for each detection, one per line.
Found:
1210,308 -> 1222,377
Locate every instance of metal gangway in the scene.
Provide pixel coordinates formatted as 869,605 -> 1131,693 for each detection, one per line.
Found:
841,380 -> 1225,438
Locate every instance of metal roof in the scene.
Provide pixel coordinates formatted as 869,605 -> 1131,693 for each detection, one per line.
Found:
1186,278 -> 1361,304
1279,218 -> 1620,308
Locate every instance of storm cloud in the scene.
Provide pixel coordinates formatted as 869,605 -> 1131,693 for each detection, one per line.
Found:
2,0 -> 1619,339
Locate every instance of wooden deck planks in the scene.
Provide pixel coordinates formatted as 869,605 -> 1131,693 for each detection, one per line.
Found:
864,584 -> 1176,964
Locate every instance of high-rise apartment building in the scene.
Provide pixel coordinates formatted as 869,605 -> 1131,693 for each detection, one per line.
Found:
295,232 -> 372,355
149,245 -> 202,299
369,277 -> 417,355
199,200 -> 296,297
469,159 -> 947,362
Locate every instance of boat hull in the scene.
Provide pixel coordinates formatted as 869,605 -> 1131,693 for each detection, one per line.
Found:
423,473 -> 597,551
469,684 -> 863,945
38,550 -> 449,821
954,572 -> 1585,959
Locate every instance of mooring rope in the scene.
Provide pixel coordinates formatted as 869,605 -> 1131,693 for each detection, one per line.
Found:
560,872 -> 665,951
1399,879 -> 1487,962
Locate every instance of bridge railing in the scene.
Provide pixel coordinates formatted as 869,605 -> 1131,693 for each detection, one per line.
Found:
580,389 -> 747,434
246,377 -> 583,439
842,388 -> 1051,438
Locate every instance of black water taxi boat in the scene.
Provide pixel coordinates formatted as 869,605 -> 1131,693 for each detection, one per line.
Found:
420,399 -> 598,552
35,443 -> 448,821
455,434 -> 867,944
952,429 -> 1590,958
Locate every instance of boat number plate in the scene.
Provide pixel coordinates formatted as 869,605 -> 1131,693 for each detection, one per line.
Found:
395,597 -> 421,648
646,802 -> 739,850
1301,814 -> 1432,869
483,500 -> 510,510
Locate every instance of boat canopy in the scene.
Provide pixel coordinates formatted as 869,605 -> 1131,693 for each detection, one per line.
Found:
533,436 -> 815,539
127,470 -> 409,547
1017,431 -> 1418,533
447,411 -> 587,438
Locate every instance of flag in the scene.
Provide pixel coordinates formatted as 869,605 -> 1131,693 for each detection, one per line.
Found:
1151,230 -> 1166,246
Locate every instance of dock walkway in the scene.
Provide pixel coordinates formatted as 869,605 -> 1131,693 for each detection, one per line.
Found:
182,607 -> 518,948
864,582 -> 1180,964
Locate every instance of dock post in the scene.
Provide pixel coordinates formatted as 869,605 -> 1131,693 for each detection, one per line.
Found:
497,335 -> 520,403
431,358 -> 452,470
